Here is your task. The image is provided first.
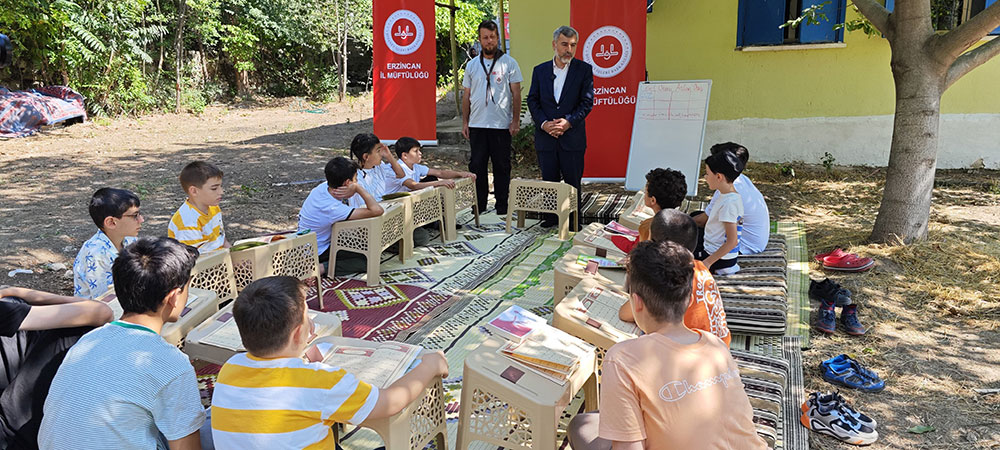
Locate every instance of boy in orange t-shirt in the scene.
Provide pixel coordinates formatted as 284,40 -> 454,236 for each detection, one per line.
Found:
620,209 -> 731,346
636,168 -> 687,241
568,241 -> 766,450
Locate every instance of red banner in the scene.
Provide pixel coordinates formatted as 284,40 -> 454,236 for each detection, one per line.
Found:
571,0 -> 646,179
374,0 -> 436,144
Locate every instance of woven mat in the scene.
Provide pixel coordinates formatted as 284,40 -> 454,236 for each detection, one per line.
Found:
579,192 -> 630,225
775,221 -> 810,348
303,208 -> 546,342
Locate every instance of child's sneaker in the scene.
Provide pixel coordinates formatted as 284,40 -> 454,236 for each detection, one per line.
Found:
801,393 -> 878,445
820,355 -> 885,392
803,391 -> 878,429
840,305 -> 867,335
815,304 -> 836,334
809,278 -> 852,306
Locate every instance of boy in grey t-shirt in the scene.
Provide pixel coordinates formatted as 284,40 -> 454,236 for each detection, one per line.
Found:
40,237 -> 207,450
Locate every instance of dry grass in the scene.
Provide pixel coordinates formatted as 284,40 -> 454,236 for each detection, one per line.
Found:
744,162 -> 1000,449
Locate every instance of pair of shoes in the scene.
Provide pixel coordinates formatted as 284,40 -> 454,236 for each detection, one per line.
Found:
810,278 -> 853,306
820,354 -> 885,392
816,248 -> 874,272
801,391 -> 878,445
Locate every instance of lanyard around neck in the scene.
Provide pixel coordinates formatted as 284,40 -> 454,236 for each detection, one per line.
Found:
479,52 -> 502,105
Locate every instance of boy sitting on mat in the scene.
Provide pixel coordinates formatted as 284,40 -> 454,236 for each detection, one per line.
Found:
168,161 -> 231,253
388,136 -> 476,193
619,209 -> 731,346
211,276 -> 449,449
695,150 -> 744,274
569,240 -> 765,450
73,187 -> 143,299
637,168 -> 686,242
298,156 -> 384,276
692,143 -> 770,255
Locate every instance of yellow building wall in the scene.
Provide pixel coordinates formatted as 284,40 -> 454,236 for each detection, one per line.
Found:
508,0 -> 1000,120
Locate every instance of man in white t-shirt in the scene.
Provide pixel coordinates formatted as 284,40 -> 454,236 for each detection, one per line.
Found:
695,142 -> 770,254
298,157 -> 385,276
462,20 -> 522,215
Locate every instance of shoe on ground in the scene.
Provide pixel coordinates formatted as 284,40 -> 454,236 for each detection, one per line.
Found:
801,392 -> 878,445
820,355 -> 885,392
814,248 -> 847,262
815,305 -> 836,334
809,278 -> 853,306
840,305 -> 867,336
823,254 -> 875,272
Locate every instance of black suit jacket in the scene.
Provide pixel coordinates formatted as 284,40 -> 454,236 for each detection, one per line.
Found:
526,58 -> 594,153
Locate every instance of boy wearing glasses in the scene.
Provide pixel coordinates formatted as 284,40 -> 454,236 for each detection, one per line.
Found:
72,188 -> 144,299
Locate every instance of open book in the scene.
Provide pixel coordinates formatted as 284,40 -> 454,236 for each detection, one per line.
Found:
486,305 -> 546,342
498,326 -> 594,385
97,290 -> 202,321
604,220 -> 639,237
575,254 -> 625,269
322,340 -> 423,388
576,285 -> 640,337
199,311 -> 336,352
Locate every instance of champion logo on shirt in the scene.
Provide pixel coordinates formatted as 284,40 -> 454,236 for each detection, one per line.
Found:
658,367 -> 741,402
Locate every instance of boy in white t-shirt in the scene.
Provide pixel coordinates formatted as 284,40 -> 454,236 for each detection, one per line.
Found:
298,156 -> 384,276
347,133 -> 406,208
695,151 -> 745,274
388,136 -> 476,193
694,142 -> 770,254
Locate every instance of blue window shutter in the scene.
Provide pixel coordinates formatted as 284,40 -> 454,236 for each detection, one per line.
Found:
988,0 -> 1000,35
885,0 -> 893,12
738,0 -> 786,46
801,0 -> 846,43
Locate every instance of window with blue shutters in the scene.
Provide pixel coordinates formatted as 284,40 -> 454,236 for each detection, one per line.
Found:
737,0 -> 848,47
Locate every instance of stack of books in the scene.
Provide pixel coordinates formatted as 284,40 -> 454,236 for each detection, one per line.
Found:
487,305 -> 594,385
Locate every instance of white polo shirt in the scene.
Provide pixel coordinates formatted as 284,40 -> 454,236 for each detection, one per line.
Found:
462,53 -> 523,129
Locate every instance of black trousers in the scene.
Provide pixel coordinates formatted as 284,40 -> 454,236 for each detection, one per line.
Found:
468,127 -> 512,213
1,323 -> 90,450
537,150 -> 585,224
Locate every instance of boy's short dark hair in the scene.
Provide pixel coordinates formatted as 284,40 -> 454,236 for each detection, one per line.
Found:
89,187 -> 140,229
704,151 -> 745,183
350,133 -> 381,164
710,142 -> 750,165
626,240 -> 694,323
232,276 -> 306,355
112,237 -> 198,315
393,136 -> 421,159
649,209 -> 698,251
179,161 -> 224,192
324,156 -> 359,187
645,168 -> 686,210
478,20 -> 499,36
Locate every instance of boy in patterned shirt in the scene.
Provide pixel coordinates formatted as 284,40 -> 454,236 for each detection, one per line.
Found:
72,187 -> 144,299
211,276 -> 449,448
168,161 -> 231,253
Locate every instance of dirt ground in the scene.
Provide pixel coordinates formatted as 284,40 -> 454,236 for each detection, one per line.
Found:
1,95 -> 998,449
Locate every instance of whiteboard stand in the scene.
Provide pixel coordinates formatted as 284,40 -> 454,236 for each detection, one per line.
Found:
623,80 -> 712,196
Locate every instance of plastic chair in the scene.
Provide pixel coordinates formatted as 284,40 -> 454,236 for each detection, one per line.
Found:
189,249 -> 238,305
618,191 -> 652,231
441,177 -> 480,241
384,187 -> 446,259
230,232 -> 326,308
572,223 -> 629,258
553,245 -> 628,305
456,337 -> 598,450
327,202 -> 406,286
505,179 -> 578,240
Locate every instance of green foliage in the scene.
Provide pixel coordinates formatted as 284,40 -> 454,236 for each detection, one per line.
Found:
821,152 -> 836,175
781,1 -> 832,29
512,125 -> 535,164
774,163 -> 796,178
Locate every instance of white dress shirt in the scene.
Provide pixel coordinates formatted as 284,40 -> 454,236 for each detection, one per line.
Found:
552,58 -> 569,104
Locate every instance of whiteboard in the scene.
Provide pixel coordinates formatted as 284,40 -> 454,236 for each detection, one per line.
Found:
624,80 -> 712,196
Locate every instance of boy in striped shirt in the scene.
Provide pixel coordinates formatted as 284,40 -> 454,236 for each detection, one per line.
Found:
168,161 -> 231,253
211,276 -> 449,449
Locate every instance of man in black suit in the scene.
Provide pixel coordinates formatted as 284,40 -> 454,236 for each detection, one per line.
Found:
527,26 -> 594,228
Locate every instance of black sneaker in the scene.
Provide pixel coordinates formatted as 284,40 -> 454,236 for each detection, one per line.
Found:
809,278 -> 852,306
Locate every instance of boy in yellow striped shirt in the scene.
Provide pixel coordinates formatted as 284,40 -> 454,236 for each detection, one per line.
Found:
167,161 -> 231,253
211,276 -> 449,449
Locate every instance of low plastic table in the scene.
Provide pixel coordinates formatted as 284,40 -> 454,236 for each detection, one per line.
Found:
552,278 -> 639,370
456,337 -> 598,450
572,222 -> 629,258
96,287 -> 218,346
552,245 -> 628,306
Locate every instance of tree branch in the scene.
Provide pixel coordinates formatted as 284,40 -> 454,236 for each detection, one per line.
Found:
851,0 -> 891,38
945,35 -> 1000,89
935,1 -> 1000,62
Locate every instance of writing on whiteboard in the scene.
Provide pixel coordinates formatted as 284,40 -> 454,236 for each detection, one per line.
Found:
636,82 -> 708,121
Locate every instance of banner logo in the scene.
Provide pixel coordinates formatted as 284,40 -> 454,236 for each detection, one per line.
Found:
582,26 -> 632,78
383,9 -> 424,55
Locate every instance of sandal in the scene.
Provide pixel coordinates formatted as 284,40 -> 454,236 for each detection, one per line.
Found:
815,248 -> 846,262
823,254 -> 874,272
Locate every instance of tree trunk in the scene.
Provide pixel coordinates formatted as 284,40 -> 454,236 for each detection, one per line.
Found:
174,0 -> 188,112
869,0 -> 944,244
339,6 -> 348,101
